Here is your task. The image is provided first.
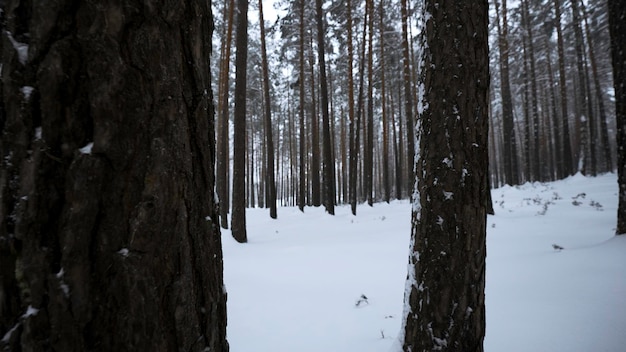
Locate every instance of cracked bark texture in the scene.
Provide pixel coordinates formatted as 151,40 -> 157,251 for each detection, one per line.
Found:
402,1 -> 489,351
0,1 -> 228,351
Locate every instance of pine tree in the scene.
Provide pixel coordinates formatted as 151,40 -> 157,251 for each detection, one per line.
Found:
401,1 -> 489,350
0,1 -> 228,349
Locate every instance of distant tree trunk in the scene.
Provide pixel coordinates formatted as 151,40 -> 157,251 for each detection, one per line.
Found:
544,36 -> 563,181
401,0 -> 415,194
316,0 -> 335,215
401,1 -> 488,351
571,0 -> 590,175
521,0 -> 541,181
0,1 -> 228,350
494,0 -> 520,185
298,0 -> 307,212
521,34 -> 532,182
581,0 -> 613,172
309,35 -> 321,207
608,0 -> 626,234
259,0 -> 277,219
217,0 -> 235,229
554,0 -> 575,177
231,0 -> 249,243
380,0 -> 390,203
347,0 -> 358,215
350,2 -> 368,215
365,0 -> 375,206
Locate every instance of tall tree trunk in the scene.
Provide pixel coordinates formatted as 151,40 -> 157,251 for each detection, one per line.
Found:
608,0 -> 626,234
0,1 -> 228,350
554,0 -> 575,177
365,0 -> 375,206
259,0 -> 277,219
521,0 -> 541,181
522,34 -> 532,182
347,0 -> 358,215
571,0 -> 590,175
544,36 -> 563,180
380,0 -> 390,203
350,1 -> 368,215
401,0 -> 415,194
231,0 -> 249,243
298,0 -> 307,212
581,0 -> 613,172
308,35 -> 321,207
316,0 -> 335,215
218,0 -> 236,229
494,0 -> 520,185
401,1 -> 488,350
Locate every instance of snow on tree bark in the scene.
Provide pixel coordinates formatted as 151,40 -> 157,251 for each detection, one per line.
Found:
608,0 -> 626,235
400,1 -> 489,351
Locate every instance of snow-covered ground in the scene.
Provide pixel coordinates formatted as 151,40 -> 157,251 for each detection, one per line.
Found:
222,173 -> 626,352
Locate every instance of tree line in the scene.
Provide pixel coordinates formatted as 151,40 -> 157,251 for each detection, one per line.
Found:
213,0 -> 618,235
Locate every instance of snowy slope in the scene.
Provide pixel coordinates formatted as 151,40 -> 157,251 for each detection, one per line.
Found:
222,173 -> 626,352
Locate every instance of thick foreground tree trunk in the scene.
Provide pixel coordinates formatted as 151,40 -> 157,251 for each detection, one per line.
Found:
400,1 -> 489,351
609,0 -> 626,235
0,1 -> 229,350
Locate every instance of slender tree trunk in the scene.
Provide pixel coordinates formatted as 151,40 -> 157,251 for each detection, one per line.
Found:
521,0 -> 541,181
401,0 -> 415,194
494,0 -> 520,185
554,0 -> 575,177
608,0 -> 626,234
307,35 -> 321,207
522,35 -> 532,182
365,0 -> 375,206
258,0 -> 277,219
218,0 -> 236,229
581,0 -> 613,172
316,0 -> 335,214
0,1 -> 228,350
347,0 -> 358,215
231,0 -> 249,243
545,37 -> 563,180
401,1 -> 488,350
571,0 -> 589,175
298,0 -> 307,212
380,0 -> 390,203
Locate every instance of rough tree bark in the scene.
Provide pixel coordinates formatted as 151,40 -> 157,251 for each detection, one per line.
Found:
400,0 -> 415,194
316,0 -> 335,215
298,0 -> 307,212
608,0 -> 626,235
554,0 -> 575,177
401,1 -> 489,351
259,0 -> 277,219
217,0 -> 236,229
231,0 -> 249,243
0,1 -> 228,350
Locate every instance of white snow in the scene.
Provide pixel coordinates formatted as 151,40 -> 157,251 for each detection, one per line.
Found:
5,31 -> 28,65
79,142 -> 94,154
20,86 -> 34,100
22,305 -> 39,318
223,173 -> 626,352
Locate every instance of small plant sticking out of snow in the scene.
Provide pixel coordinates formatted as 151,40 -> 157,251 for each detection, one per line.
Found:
552,244 -> 564,251
572,192 -> 586,206
552,192 -> 562,201
590,200 -> 604,211
536,201 -> 554,216
355,294 -> 369,307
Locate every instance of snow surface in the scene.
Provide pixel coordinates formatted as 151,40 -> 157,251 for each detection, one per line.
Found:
222,173 -> 626,352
